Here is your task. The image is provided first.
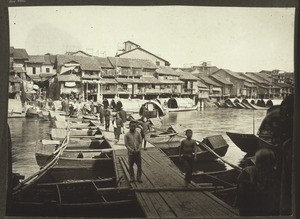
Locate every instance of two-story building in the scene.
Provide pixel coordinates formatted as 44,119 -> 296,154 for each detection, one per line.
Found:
107,57 -> 158,99
243,72 -> 272,99
209,74 -> 233,99
54,54 -> 102,101
116,41 -> 171,66
153,66 -> 183,98
237,73 -> 258,98
176,69 -> 199,99
197,75 -> 223,100
211,69 -> 247,98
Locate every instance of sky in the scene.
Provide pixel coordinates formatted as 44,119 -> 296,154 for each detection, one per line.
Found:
9,6 -> 295,72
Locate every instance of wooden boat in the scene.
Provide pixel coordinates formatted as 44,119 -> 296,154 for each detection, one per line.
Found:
82,114 -> 99,123
147,126 -> 229,162
8,99 -> 26,118
10,166 -> 137,217
35,135 -> 114,167
25,106 -> 40,118
235,102 -> 246,109
50,128 -> 102,140
226,132 -> 260,155
38,110 -> 50,121
227,106 -> 279,155
139,100 -> 165,119
163,97 -> 198,112
192,169 -> 241,208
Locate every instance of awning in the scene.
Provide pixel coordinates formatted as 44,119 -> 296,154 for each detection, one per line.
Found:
81,79 -> 104,84
212,87 -> 222,92
65,82 -> 76,87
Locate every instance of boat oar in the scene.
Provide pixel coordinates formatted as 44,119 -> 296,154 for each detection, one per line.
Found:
177,134 -> 242,172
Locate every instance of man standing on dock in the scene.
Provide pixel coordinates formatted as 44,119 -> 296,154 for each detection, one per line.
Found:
179,129 -> 197,187
124,121 -> 143,183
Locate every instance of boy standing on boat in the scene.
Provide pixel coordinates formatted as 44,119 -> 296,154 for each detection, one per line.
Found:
124,121 -> 143,183
179,129 -> 197,187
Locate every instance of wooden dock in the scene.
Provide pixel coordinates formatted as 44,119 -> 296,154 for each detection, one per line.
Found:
57,120 -> 238,218
114,147 -> 238,218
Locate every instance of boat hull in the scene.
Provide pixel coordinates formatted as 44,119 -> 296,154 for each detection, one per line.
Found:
164,106 -> 198,112
226,132 -> 273,155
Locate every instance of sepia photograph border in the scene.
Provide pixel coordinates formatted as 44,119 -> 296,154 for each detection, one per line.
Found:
0,0 -> 299,218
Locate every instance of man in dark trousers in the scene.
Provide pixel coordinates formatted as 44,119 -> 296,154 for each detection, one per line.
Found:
179,129 -> 197,187
104,107 -> 111,131
124,121 -> 143,183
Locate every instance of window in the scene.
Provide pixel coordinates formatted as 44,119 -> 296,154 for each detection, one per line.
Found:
33,67 -> 36,75
156,61 -> 160,66
46,68 -> 50,73
105,85 -> 110,90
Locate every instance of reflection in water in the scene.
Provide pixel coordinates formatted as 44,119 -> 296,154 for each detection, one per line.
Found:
8,108 -> 267,177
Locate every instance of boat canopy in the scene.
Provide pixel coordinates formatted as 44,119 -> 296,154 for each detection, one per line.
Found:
139,100 -> 165,117
167,98 -> 195,109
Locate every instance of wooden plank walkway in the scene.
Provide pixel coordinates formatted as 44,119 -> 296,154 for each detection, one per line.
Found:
61,122 -> 237,218
115,148 -> 238,218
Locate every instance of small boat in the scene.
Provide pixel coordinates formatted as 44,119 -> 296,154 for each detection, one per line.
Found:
38,110 -> 50,121
50,128 -> 102,140
11,166 -> 136,217
226,132 -> 261,155
227,106 -> 280,155
139,100 -> 165,119
162,97 -> 198,112
25,106 -> 40,118
82,114 -> 99,123
193,169 -> 240,208
147,126 -> 229,162
8,99 -> 26,118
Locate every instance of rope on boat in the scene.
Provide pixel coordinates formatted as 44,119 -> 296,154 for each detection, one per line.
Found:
13,124 -> 71,195
176,134 -> 242,172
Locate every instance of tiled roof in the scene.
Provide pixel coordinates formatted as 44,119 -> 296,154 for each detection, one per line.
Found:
275,82 -> 293,88
101,78 -> 118,84
197,81 -> 208,88
156,66 -> 180,76
108,57 -> 157,69
57,74 -> 81,82
245,72 -> 271,85
81,75 -> 101,80
13,67 -> 26,73
56,55 -> 101,72
65,50 -> 92,57
116,47 -> 170,65
256,72 -> 272,82
209,74 -> 233,85
244,81 -> 257,88
159,79 -> 184,84
178,71 -> 199,81
94,57 -> 114,69
28,55 -> 46,63
237,72 -> 257,83
214,69 -> 245,80
10,47 -> 29,60
40,73 -> 56,78
198,75 -> 222,87
9,75 -> 22,83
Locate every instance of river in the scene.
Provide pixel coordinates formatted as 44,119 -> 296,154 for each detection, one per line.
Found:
8,108 -> 267,178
